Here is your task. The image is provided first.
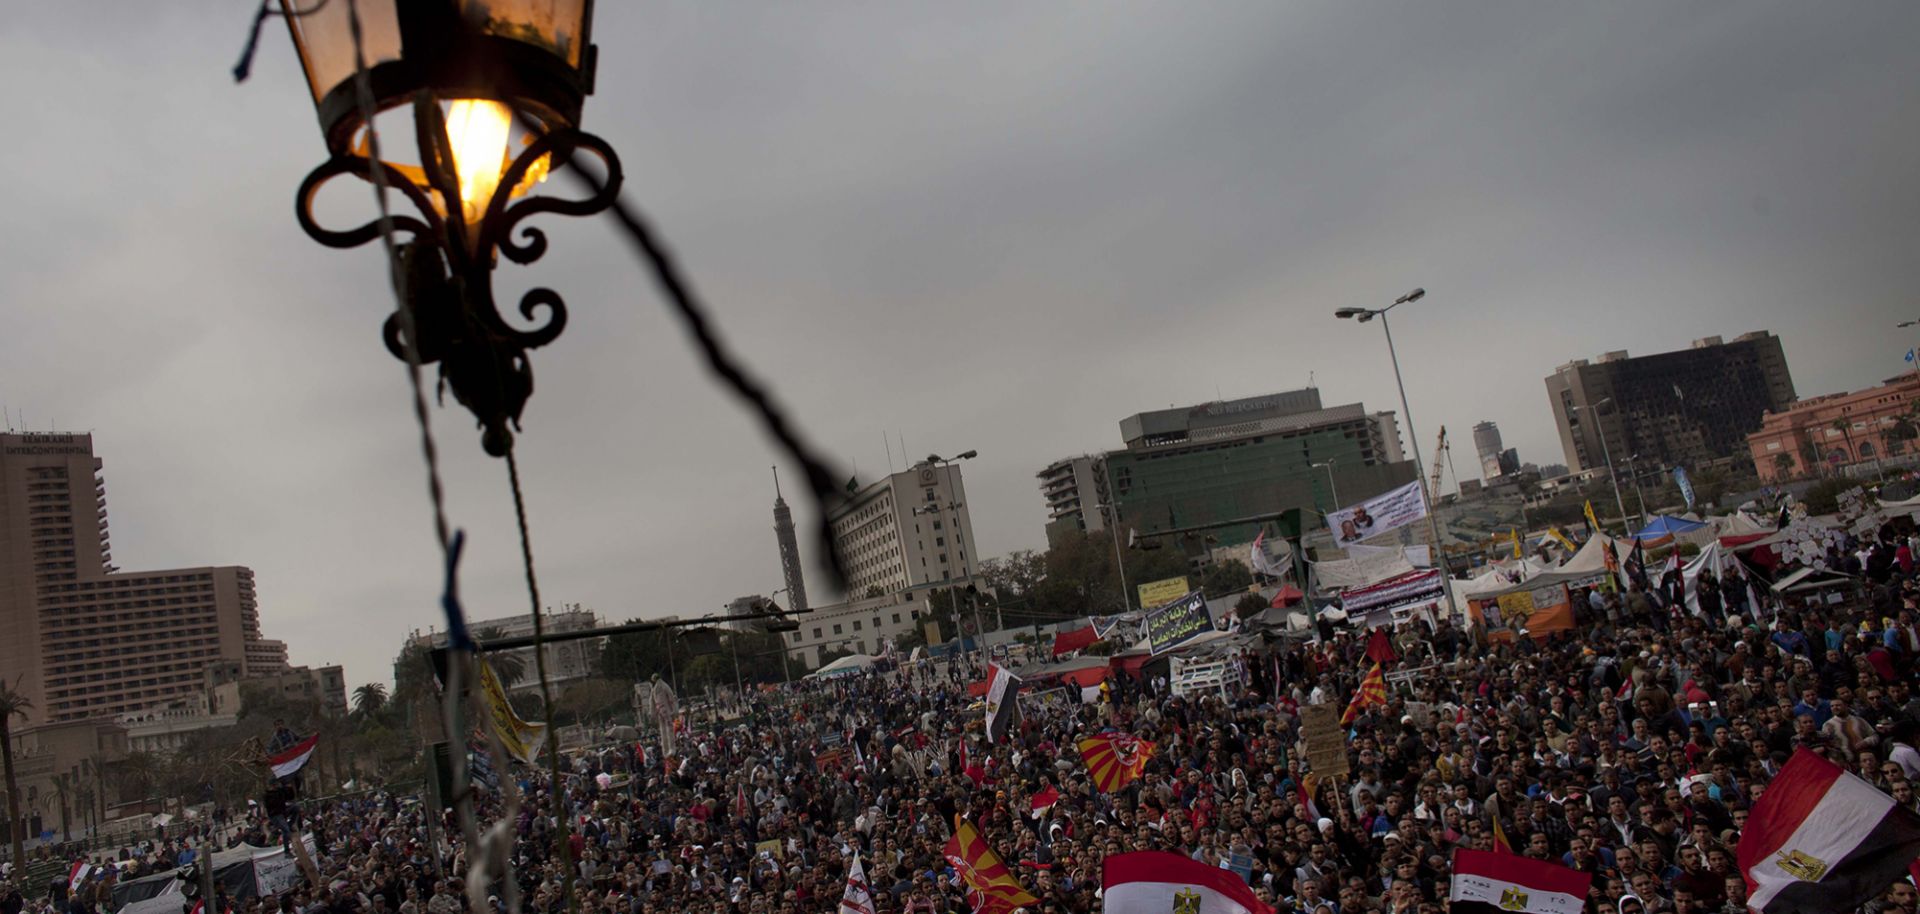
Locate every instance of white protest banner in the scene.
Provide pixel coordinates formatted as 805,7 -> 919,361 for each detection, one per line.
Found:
1328,480 -> 1428,548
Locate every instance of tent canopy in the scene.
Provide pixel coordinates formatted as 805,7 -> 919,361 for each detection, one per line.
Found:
1633,515 -> 1707,539
807,654 -> 876,679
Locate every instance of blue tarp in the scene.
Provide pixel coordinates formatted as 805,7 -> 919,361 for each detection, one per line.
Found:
1632,515 -> 1707,538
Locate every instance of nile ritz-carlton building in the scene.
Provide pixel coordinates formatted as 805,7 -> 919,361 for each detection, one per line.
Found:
0,432 -> 289,725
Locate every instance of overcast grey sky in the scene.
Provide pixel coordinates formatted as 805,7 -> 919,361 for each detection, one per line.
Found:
2,2 -> 1915,693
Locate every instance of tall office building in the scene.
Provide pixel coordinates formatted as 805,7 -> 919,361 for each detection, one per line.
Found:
1471,421 -> 1519,481
0,432 -> 286,725
1546,332 -> 1795,474
828,461 -> 979,598
1037,455 -> 1110,545
771,471 -> 808,614
1039,389 -> 1420,548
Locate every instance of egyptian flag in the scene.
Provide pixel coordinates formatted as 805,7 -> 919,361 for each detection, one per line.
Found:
1450,848 -> 1589,914
1340,663 -> 1387,726
1030,785 -> 1060,816
984,662 -> 1021,745
943,817 -> 1039,914
68,861 -> 93,892
1738,748 -> 1920,914
1078,732 -> 1155,793
267,734 -> 319,779
1102,851 -> 1273,914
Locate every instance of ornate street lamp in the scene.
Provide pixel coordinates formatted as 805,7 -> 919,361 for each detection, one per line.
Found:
281,0 -> 622,455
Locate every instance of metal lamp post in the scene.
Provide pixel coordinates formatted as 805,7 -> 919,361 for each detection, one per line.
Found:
1570,398 -> 1632,537
277,0 -> 622,456
1311,459 -> 1341,509
921,451 -> 985,652
1094,502 -> 1133,612
1333,288 -> 1459,619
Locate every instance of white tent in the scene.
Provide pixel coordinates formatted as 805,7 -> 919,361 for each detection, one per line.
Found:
807,653 -> 876,679
1556,533 -> 1634,575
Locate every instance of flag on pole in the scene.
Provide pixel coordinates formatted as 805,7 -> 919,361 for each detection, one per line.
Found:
1341,663 -> 1387,726
1296,776 -> 1321,821
1102,851 -> 1273,914
1029,785 -> 1060,815
68,861 -> 93,893
984,662 -> 1021,744
1546,527 -> 1579,553
1449,848 -> 1590,914
1738,748 -> 1920,914
837,853 -> 875,914
1078,731 -> 1155,793
942,817 -> 1039,914
1250,529 -> 1284,579
1584,500 -> 1601,535
1510,528 -> 1523,559
267,733 -> 319,779
1491,817 -> 1515,855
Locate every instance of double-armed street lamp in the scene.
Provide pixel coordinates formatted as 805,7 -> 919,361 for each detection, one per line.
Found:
1333,288 -> 1459,619
277,0 -> 622,456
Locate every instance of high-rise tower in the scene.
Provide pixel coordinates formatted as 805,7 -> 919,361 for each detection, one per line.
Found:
772,468 -> 808,613
0,432 -> 286,724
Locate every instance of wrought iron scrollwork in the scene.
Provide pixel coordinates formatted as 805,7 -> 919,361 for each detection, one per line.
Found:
294,104 -> 624,457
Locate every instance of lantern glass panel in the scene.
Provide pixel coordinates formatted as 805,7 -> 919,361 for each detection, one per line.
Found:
459,0 -> 588,68
282,0 -> 403,104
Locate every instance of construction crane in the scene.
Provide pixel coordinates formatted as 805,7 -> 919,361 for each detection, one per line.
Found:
1428,425 -> 1448,503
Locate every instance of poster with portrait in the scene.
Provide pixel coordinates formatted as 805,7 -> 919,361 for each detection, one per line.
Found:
1327,480 -> 1428,548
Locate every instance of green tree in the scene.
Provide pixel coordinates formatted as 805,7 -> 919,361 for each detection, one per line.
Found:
1233,592 -> 1269,620
352,682 -> 389,719
1831,419 -> 1859,469
1201,559 -> 1255,596
114,750 -> 161,801
1772,452 -> 1796,479
1,680 -> 29,867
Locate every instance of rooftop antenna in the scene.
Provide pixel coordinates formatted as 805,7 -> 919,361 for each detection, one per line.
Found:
883,431 -> 895,473
772,465 -> 783,500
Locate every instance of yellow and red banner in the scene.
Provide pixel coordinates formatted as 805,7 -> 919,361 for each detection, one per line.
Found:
1078,732 -> 1156,793
1340,662 -> 1387,726
943,818 -> 1039,914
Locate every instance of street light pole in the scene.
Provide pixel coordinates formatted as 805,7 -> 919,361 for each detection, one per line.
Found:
1097,502 -> 1133,612
1311,460 -> 1341,508
1573,399 -> 1632,537
1335,288 -> 1459,621
1622,455 -> 1651,524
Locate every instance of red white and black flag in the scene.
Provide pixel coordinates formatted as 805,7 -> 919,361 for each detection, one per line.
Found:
984,662 -> 1021,745
1449,848 -> 1589,914
267,734 -> 319,779
1739,748 -> 1920,914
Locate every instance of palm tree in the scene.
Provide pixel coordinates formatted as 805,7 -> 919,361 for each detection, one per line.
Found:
115,751 -> 160,801
473,629 -> 528,689
0,679 -> 31,870
1832,418 -> 1859,469
1773,452 -> 1796,479
352,683 -> 389,719
50,772 -> 72,842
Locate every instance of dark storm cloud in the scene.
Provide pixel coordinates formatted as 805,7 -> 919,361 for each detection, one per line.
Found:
1,2 -> 1913,691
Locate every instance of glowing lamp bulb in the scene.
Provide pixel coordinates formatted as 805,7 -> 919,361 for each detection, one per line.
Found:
445,99 -> 514,225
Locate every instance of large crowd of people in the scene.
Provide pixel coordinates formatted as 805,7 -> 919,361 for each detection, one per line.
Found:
14,524 -> 1920,914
